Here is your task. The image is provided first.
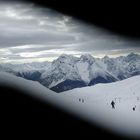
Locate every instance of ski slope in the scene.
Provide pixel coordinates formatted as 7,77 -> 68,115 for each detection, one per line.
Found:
0,72 -> 140,139
62,75 -> 140,111
61,76 -> 140,138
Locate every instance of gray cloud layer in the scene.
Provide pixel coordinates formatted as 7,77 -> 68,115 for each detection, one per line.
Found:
0,2 -> 140,63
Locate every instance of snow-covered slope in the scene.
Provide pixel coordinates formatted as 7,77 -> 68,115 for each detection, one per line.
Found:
0,53 -> 140,92
62,75 -> 140,106
0,72 -> 76,111
61,75 -> 140,138
0,72 -> 140,138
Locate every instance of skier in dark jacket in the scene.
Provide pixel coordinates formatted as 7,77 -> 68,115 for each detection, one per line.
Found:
133,106 -> 136,111
111,100 -> 115,109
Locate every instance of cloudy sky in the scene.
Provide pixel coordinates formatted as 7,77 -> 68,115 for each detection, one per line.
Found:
0,1 -> 140,63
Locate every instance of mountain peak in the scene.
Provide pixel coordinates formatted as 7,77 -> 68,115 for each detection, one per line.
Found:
80,54 -> 94,61
103,55 -> 110,60
127,52 -> 139,57
57,54 -> 78,60
125,52 -> 140,62
59,54 -> 73,58
102,56 -> 111,63
53,54 -> 78,65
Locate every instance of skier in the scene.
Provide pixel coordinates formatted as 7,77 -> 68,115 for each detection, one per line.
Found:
133,106 -> 136,111
111,100 -> 115,109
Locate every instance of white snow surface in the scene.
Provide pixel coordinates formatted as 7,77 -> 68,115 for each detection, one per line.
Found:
0,72 -> 140,138
61,76 -> 140,138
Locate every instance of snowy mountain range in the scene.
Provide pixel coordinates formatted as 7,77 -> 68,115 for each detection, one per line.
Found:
0,52 -> 140,92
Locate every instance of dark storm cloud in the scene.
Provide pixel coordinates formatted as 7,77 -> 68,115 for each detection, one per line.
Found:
0,1 -> 140,63
0,31 -> 77,48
